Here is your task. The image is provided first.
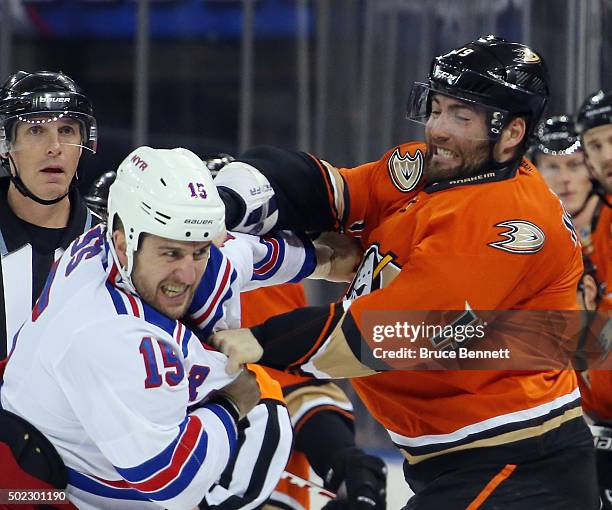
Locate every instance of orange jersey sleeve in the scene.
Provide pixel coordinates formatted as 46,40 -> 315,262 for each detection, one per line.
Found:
314,142 -> 426,237
587,199 -> 611,296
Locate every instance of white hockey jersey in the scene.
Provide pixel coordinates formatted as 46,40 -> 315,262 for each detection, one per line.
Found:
1,224 -> 315,509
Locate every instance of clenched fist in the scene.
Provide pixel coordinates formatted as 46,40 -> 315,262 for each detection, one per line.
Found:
210,328 -> 264,375
310,232 -> 363,282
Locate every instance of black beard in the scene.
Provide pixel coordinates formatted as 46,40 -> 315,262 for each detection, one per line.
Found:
424,149 -> 492,187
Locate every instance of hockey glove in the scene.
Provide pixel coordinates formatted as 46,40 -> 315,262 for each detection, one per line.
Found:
322,447 -> 387,510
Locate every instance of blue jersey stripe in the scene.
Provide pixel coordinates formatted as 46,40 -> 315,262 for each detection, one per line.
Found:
206,403 -> 238,458
188,246 -> 225,316
289,233 -> 316,282
181,329 -> 192,358
116,416 -> 189,480
105,281 -> 128,315
139,433 -> 208,500
68,469 -> 148,501
251,237 -> 285,281
197,269 -> 237,337
143,304 -> 177,338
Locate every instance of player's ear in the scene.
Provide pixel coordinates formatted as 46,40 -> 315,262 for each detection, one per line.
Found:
493,117 -> 526,161
112,228 -> 128,267
581,274 -> 599,311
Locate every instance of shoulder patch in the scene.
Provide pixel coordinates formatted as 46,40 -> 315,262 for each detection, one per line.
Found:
387,147 -> 423,193
488,220 -> 546,254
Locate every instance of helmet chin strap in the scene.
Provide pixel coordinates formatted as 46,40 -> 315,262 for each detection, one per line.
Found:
5,153 -> 70,206
105,225 -> 138,294
570,190 -> 596,218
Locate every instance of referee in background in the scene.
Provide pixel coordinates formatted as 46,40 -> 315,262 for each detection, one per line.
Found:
0,71 -> 99,359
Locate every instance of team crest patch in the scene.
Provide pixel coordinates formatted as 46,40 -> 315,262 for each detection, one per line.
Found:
489,220 -> 546,254
387,148 -> 423,193
346,245 -> 401,300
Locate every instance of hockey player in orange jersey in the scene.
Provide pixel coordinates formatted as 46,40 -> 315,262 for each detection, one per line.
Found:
575,90 -> 612,298
212,36 -> 600,508
530,116 -> 612,508
529,115 -> 602,252
574,256 -> 612,509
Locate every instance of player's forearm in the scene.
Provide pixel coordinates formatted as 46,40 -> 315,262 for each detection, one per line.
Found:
295,409 -> 356,479
215,145 -> 338,234
250,303 -> 344,373
211,304 -> 379,378
249,303 -> 376,378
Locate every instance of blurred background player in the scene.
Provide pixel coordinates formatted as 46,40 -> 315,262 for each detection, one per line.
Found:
0,70 -> 98,359
529,115 -> 599,239
574,255 -> 612,509
530,119 -> 612,507
575,89 -> 612,297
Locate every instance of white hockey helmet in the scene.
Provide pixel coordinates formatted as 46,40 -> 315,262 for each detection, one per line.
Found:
107,146 -> 225,290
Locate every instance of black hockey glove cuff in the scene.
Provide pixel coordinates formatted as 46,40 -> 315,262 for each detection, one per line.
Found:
217,186 -> 246,231
322,447 -> 387,510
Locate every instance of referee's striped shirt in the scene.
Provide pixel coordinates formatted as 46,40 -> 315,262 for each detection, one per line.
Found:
0,177 -> 98,359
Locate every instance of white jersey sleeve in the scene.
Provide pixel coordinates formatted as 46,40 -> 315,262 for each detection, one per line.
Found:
221,231 -> 315,292
186,231 -> 315,336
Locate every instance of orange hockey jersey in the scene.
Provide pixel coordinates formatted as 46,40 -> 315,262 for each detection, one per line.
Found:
577,295 -> 612,422
252,142 -> 585,466
584,198 -> 611,297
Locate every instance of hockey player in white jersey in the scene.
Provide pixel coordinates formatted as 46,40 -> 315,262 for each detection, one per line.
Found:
0,146 -> 360,510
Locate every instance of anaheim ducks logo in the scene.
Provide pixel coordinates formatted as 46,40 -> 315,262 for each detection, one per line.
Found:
513,47 -> 541,64
346,245 -> 401,300
489,220 -> 546,254
388,148 -> 423,193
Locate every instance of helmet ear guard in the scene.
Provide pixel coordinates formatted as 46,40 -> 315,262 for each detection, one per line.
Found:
106,146 -> 226,292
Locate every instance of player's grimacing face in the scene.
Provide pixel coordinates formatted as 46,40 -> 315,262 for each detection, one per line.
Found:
537,152 -> 592,214
424,94 -> 490,184
131,234 -> 211,320
582,123 -> 612,193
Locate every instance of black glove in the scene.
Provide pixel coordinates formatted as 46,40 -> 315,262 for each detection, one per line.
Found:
322,447 -> 387,510
592,423 -> 612,509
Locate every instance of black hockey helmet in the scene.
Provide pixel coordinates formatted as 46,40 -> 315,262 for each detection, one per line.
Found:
0,70 -> 97,153
84,170 -> 116,220
575,89 -> 612,137
529,115 -> 582,160
407,35 -> 550,141
202,152 -> 235,178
